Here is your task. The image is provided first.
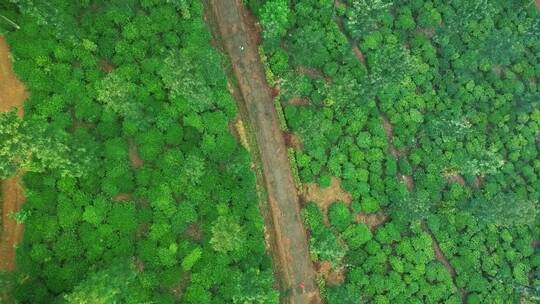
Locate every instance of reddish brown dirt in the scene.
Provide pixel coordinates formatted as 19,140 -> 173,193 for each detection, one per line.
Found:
206,1 -> 322,303
98,59 -> 114,73
112,193 -> 131,203
301,177 -> 352,226
184,223 -> 202,241
334,0 -> 367,67
315,261 -> 345,286
128,138 -> 143,169
0,177 -> 26,271
271,86 -> 281,98
283,132 -> 303,150
417,28 -> 436,38
400,174 -> 415,191
288,96 -> 311,106
422,221 -> 467,302
133,257 -> 145,272
355,211 -> 387,230
295,65 -> 326,80
352,45 -> 365,64
445,174 -> 466,186
381,115 -> 406,159
381,115 -> 394,139
170,273 -> 190,301
474,176 -> 484,188
0,37 -> 27,116
0,37 -> 28,272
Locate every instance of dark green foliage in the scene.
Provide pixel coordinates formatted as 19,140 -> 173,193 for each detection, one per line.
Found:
328,201 -> 352,232
259,0 -> 291,51
255,0 -> 540,302
342,223 -> 372,249
3,0 -> 275,302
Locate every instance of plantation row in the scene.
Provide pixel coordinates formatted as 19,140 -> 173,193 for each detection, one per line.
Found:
249,0 -> 540,303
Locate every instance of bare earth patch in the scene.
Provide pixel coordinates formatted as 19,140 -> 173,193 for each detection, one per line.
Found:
380,115 -> 405,159
112,193 -> 131,203
283,132 -> 303,150
128,138 -> 143,169
417,27 -> 436,38
351,45 -> 365,64
98,59 -> 114,73
229,115 -> 250,151
185,223 -> 202,241
288,96 -> 311,106
400,174 -> 415,192
302,177 -> 352,212
301,177 -> 352,226
316,261 -> 345,286
0,177 -> 26,271
170,273 -> 191,301
295,65 -> 326,80
474,176 -> 484,188
0,37 -> 28,272
445,174 -> 466,186
355,211 -> 387,230
0,37 -> 27,116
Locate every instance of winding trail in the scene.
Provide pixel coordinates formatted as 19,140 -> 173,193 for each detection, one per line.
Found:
0,36 -> 28,271
205,1 -> 321,303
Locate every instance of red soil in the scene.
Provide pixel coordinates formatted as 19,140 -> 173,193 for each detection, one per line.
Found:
302,177 -> 352,226
283,132 -> 303,150
128,138 -> 143,169
0,37 -> 28,271
0,178 -> 26,271
288,96 -> 311,106
355,211 -> 387,230
112,193 -> 131,203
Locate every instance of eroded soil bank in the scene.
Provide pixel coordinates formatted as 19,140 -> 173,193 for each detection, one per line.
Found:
0,36 -> 28,271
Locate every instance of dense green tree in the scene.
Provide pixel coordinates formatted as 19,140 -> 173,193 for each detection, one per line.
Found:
62,263 -> 137,304
182,246 -> 202,271
259,0 -> 291,49
210,216 -> 245,253
232,269 -> 279,304
328,201 -> 352,232
0,110 -> 86,178
342,223 -> 372,249
95,72 -> 140,119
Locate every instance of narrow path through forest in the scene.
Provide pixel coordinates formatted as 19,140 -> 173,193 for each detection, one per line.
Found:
0,36 -> 28,271
205,1 -> 321,303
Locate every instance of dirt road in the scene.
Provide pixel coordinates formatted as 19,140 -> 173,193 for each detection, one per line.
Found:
205,1 -> 321,303
0,37 -> 26,116
0,36 -> 28,271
